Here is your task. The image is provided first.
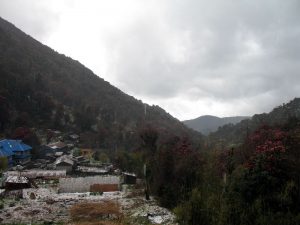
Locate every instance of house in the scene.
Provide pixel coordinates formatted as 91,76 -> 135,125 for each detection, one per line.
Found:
122,172 -> 137,184
36,145 -> 55,161
4,175 -> 31,190
47,141 -> 68,153
76,166 -> 109,175
0,139 -> 32,165
55,155 -> 74,173
0,142 -> 14,167
69,134 -> 79,141
74,156 -> 85,163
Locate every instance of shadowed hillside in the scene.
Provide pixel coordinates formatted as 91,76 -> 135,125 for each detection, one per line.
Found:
0,17 -> 201,150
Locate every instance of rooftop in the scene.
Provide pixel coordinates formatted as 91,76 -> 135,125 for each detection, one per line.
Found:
5,175 -> 29,184
123,172 -> 137,177
47,141 -> 67,150
77,166 -> 108,174
55,155 -> 74,166
0,139 -> 32,157
4,170 -> 66,178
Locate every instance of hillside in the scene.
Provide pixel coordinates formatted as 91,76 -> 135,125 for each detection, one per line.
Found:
0,17 -> 201,150
209,98 -> 300,147
183,115 -> 249,135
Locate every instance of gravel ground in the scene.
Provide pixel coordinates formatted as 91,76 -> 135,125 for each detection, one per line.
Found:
0,188 -> 177,225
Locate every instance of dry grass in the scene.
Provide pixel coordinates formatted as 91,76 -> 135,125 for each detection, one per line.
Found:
69,221 -> 124,225
70,201 -> 122,222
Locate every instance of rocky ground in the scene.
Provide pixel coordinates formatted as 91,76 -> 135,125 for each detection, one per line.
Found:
0,187 -> 177,225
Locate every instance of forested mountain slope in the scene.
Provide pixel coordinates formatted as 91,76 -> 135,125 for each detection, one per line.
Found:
0,17 -> 201,149
209,98 -> 300,147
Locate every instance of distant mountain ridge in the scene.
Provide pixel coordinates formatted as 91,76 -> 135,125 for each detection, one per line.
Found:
183,115 -> 250,135
208,98 -> 300,148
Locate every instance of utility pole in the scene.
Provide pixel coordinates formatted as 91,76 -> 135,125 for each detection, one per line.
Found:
144,163 -> 150,200
144,104 -> 146,116
246,120 -> 249,139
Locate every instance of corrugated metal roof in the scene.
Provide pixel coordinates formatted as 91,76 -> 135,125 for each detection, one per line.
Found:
55,155 -> 74,166
69,134 -> 79,139
47,141 -> 67,149
0,139 -> 32,154
0,146 -> 13,157
0,140 -> 14,157
123,172 -> 136,177
5,175 -> 29,184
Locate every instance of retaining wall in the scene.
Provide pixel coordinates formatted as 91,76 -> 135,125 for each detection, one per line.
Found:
58,175 -> 120,193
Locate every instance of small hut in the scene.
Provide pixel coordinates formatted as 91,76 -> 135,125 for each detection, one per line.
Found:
4,175 -> 31,190
122,172 -> 137,185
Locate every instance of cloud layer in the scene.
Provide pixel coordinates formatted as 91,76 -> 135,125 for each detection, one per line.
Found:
1,0 -> 300,120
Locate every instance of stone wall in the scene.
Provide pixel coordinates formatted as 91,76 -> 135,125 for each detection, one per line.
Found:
23,188 -> 55,200
58,175 -> 120,193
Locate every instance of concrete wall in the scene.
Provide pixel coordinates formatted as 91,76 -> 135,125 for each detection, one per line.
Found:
58,175 -> 120,193
23,188 -> 55,200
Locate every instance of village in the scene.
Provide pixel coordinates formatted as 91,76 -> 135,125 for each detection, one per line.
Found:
0,130 -> 176,225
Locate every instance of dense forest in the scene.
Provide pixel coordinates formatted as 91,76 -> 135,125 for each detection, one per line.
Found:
119,99 -> 300,225
0,17 -> 201,151
208,98 -> 300,150
2,16 -> 300,225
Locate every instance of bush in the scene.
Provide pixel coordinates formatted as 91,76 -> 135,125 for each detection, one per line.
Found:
70,201 -> 122,222
174,188 -> 212,225
90,191 -> 103,196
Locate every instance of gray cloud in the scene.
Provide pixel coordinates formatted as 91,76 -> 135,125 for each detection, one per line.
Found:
1,0 -> 300,120
105,0 -> 300,118
0,1 -> 61,40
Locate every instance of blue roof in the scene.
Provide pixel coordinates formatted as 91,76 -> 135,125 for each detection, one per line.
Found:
0,139 -> 32,156
0,144 -> 13,157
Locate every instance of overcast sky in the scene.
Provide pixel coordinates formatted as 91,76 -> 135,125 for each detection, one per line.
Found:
1,0 -> 300,120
